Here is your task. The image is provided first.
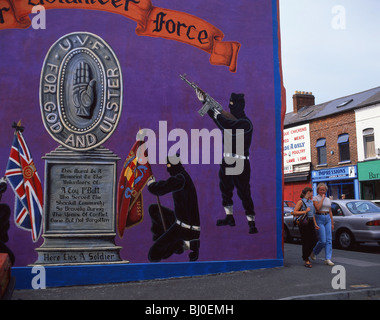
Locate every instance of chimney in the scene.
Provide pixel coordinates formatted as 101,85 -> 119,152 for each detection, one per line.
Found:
293,91 -> 315,113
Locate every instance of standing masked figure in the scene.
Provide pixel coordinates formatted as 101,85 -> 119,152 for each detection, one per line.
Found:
147,155 -> 200,262
196,90 -> 258,234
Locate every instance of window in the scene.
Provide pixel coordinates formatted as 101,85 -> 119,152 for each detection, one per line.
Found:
346,201 -> 380,214
284,201 -> 296,209
336,99 -> 353,108
338,133 -> 350,162
331,203 -> 344,216
363,128 -> 375,158
316,138 -> 326,165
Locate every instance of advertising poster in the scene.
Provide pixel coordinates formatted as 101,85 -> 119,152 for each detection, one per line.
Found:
283,123 -> 311,174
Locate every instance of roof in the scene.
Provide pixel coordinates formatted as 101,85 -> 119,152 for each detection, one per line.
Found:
284,86 -> 380,127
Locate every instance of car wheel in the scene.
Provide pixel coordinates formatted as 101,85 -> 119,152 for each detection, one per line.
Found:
336,229 -> 355,250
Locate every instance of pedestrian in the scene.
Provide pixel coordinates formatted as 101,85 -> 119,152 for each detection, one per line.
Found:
311,183 -> 335,266
292,187 -> 317,268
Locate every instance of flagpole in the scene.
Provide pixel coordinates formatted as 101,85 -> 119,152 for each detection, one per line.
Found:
137,130 -> 167,233
156,195 -> 167,232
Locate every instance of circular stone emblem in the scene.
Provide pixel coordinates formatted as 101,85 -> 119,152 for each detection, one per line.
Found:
40,32 -> 123,151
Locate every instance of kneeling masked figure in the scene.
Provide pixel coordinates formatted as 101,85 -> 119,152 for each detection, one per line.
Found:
147,155 -> 200,262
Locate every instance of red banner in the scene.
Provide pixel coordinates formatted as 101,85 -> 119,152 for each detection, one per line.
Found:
0,0 -> 240,72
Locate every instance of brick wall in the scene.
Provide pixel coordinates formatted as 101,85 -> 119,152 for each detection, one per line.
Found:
292,92 -> 315,113
310,110 -> 358,169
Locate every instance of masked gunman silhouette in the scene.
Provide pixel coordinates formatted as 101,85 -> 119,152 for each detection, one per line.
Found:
196,90 -> 258,234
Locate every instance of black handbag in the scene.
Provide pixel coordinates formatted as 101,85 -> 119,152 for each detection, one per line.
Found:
293,199 -> 308,226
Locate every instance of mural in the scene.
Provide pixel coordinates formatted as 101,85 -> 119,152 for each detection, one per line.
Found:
0,0 -> 284,287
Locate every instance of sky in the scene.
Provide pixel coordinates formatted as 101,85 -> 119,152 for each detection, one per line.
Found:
279,0 -> 380,113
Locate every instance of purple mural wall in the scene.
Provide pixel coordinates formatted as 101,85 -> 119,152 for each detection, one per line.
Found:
0,0 -> 284,286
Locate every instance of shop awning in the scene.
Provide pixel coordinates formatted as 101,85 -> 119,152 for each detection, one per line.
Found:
284,172 -> 310,182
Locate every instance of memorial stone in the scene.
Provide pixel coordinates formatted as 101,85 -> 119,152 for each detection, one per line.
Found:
35,32 -> 124,265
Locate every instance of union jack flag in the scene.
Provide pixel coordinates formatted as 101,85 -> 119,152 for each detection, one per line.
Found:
5,130 -> 43,242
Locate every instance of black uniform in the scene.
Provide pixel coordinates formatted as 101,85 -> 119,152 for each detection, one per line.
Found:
147,157 -> 200,262
208,93 -> 257,233
0,180 -> 15,265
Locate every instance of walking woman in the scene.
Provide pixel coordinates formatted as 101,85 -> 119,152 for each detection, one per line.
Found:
312,183 -> 335,266
292,187 -> 317,268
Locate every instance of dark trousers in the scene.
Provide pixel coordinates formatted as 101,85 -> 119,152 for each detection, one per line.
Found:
219,159 -> 255,216
148,204 -> 200,262
299,218 -> 317,261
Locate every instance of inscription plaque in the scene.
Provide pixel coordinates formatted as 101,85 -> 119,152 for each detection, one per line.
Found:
34,147 -> 123,265
46,163 -> 114,232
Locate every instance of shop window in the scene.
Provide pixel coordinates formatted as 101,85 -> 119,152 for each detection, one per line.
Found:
329,182 -> 355,200
338,133 -> 350,162
361,181 -> 380,200
316,138 -> 326,165
363,128 -> 376,159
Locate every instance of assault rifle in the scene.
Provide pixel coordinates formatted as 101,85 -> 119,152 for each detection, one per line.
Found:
180,74 -> 236,120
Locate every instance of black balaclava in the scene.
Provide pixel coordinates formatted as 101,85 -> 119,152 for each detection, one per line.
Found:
229,93 -> 246,118
167,154 -> 184,176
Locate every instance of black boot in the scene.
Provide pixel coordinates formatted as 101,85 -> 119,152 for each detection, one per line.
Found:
216,215 -> 235,226
248,221 -> 258,234
189,239 -> 200,261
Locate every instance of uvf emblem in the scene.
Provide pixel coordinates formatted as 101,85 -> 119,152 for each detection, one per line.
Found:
40,32 -> 123,151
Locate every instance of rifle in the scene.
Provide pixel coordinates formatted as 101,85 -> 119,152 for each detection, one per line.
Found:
180,74 -> 236,120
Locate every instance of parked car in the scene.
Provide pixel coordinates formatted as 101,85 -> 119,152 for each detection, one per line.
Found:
284,200 -> 296,215
283,199 -> 380,249
283,208 -> 300,243
372,200 -> 380,208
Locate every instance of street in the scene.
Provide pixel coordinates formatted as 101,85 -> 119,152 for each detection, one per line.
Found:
281,242 -> 380,299
10,242 -> 380,300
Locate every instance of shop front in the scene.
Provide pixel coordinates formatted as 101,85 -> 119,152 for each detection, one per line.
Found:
358,160 -> 380,200
311,165 -> 359,199
284,163 -> 311,203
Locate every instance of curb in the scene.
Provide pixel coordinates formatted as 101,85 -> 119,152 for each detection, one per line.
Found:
280,287 -> 380,300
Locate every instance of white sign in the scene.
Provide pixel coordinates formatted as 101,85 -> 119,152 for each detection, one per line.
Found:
283,124 -> 311,174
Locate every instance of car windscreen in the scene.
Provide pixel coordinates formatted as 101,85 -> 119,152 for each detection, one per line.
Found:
346,201 -> 380,214
284,201 -> 296,208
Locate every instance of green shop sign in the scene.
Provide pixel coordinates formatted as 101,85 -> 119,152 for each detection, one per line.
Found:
358,160 -> 380,181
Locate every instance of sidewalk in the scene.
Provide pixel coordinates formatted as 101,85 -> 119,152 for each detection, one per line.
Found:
11,243 -> 380,300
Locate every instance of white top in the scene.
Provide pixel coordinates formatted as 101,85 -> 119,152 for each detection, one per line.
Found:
313,194 -> 331,212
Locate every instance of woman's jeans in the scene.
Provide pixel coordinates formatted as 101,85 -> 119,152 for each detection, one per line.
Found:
313,214 -> 333,260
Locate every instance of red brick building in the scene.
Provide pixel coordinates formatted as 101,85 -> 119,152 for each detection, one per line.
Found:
283,91 -> 314,203
310,111 -> 358,168
284,86 -> 380,202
